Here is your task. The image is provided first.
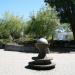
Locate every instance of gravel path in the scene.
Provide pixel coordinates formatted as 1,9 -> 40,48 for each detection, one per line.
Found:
0,49 -> 75,75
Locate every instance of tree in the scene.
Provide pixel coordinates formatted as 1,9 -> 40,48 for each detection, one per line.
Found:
0,12 -> 26,39
2,12 -> 25,39
28,7 -> 60,39
44,0 -> 75,39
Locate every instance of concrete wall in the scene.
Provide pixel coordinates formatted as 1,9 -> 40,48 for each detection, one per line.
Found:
5,44 -> 38,53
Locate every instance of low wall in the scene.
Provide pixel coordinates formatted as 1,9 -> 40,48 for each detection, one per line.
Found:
5,44 -> 38,53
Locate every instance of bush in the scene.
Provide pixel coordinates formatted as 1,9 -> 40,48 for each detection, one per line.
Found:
0,39 -> 15,45
0,39 -> 4,45
14,37 -> 36,45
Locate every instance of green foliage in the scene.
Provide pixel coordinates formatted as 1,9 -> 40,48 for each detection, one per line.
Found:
56,23 -> 71,32
0,19 -> 10,38
44,0 -> 75,39
28,7 -> 60,39
14,37 -> 36,45
0,39 -> 13,45
0,7 -> 72,43
45,0 -> 75,22
0,12 -> 26,39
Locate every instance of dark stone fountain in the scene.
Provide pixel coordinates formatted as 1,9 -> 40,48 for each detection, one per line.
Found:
27,38 -> 55,70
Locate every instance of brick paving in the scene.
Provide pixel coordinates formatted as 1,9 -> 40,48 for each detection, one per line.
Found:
0,49 -> 75,75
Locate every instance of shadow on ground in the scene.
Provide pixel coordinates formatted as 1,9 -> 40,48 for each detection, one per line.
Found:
25,65 -> 55,71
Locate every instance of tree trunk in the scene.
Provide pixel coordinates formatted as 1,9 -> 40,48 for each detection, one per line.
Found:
70,24 -> 75,40
70,18 -> 75,40
51,34 -> 54,40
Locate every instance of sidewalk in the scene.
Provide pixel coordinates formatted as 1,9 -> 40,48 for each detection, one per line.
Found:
0,49 -> 75,75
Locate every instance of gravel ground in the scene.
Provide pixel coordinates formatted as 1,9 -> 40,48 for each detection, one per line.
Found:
0,49 -> 75,75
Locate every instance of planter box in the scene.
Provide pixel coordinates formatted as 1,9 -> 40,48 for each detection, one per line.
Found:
5,43 -> 38,53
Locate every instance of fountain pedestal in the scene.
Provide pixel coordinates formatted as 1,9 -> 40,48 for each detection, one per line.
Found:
28,38 -> 55,70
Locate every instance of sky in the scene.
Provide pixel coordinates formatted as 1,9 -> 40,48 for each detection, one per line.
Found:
0,0 -> 45,20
